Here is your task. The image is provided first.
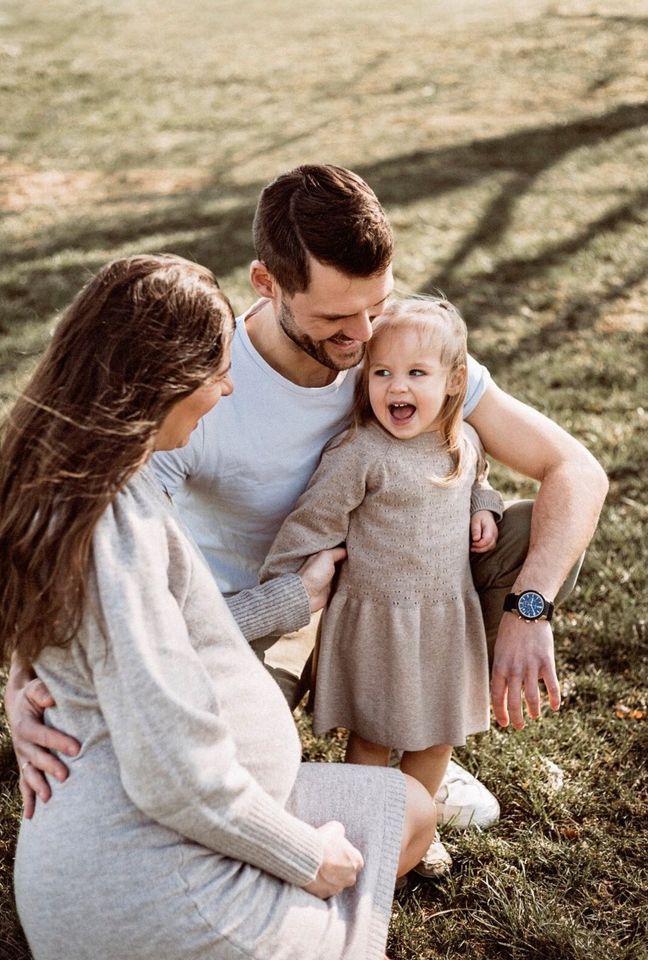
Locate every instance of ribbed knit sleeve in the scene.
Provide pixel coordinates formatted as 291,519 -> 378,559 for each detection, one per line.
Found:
470,486 -> 505,519
260,431 -> 369,582
225,574 -> 311,641
83,490 -> 324,888
463,423 -> 505,520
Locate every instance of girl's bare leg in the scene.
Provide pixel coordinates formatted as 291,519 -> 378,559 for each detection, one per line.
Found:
345,731 -> 436,878
400,744 -> 453,799
345,730 -> 391,766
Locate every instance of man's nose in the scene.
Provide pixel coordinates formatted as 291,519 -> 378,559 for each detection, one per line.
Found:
342,312 -> 373,343
222,373 -> 234,396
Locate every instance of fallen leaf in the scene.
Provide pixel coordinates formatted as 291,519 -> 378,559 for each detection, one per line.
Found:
614,704 -> 645,720
560,826 -> 580,840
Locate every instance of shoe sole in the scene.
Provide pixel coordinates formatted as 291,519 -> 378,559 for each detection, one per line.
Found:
435,798 -> 500,830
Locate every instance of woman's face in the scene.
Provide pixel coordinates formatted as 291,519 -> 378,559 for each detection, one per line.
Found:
154,345 -> 233,451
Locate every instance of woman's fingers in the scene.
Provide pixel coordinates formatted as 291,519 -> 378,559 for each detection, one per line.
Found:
305,821 -> 365,899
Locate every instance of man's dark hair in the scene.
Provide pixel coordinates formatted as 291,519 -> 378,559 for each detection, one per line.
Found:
253,164 -> 393,294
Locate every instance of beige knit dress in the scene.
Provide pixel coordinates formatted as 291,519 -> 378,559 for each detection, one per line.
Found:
261,421 -> 504,750
14,467 -> 406,960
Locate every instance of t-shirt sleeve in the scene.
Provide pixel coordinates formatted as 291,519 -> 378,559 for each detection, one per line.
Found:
83,498 -> 323,887
463,354 -> 492,418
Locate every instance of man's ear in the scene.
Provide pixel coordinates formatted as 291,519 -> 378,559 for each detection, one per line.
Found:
446,364 -> 466,396
250,260 -> 278,299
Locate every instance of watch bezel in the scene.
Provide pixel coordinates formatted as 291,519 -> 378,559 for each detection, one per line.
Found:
517,590 -> 546,621
504,590 -> 554,622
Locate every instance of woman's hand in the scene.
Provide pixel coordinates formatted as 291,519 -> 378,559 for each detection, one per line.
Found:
297,547 -> 347,613
304,820 -> 364,899
5,658 -> 80,818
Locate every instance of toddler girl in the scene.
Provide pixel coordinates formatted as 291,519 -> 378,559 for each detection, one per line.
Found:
260,297 -> 503,877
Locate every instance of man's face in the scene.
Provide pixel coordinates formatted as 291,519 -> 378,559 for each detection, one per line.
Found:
278,259 -> 394,371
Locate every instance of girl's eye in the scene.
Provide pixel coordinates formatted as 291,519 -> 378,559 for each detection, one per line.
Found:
410,369 -> 426,377
373,369 -> 390,377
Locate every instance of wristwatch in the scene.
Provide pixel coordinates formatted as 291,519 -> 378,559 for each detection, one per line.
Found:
503,590 -> 554,623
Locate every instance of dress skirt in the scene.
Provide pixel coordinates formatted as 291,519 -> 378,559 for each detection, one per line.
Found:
312,579 -> 490,750
15,759 -> 405,960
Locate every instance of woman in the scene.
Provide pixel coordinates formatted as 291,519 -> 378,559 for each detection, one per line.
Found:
0,255 -> 434,960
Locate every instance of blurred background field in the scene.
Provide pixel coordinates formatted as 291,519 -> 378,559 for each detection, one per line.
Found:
0,1 -> 646,957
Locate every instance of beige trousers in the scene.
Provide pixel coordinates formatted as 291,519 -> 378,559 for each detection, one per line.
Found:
253,500 -> 583,710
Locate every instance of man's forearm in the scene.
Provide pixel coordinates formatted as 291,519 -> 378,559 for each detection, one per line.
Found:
4,652 -> 35,718
467,382 -> 608,601
512,457 -> 608,599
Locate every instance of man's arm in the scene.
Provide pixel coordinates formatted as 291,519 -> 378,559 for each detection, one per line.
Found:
467,382 -> 608,730
4,654 -> 81,818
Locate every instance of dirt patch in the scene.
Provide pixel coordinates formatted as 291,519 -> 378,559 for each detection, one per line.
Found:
0,161 -> 210,213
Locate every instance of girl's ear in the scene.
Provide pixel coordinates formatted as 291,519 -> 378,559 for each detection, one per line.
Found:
249,260 -> 278,299
446,364 -> 466,396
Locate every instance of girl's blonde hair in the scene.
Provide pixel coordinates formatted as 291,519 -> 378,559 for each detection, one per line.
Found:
352,296 -> 469,485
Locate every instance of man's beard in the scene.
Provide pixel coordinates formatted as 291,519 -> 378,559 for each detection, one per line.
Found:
278,300 -> 365,372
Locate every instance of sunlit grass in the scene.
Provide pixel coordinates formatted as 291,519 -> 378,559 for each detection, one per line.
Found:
1,1 -> 647,957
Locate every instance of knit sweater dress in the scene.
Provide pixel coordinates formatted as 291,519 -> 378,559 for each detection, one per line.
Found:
261,422 -> 504,750
14,468 -> 405,960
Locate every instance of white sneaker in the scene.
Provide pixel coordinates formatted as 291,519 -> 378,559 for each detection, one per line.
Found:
434,760 -> 500,829
412,831 -> 453,879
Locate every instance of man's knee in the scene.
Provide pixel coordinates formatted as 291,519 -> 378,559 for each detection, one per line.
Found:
471,499 -> 533,593
252,622 -> 317,712
265,663 -> 304,711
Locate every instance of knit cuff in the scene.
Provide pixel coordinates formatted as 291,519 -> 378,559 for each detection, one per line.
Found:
470,488 -> 505,520
226,574 -> 311,642
237,790 -> 325,886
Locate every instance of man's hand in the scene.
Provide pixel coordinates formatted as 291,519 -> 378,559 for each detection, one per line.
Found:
5,666 -> 80,818
490,614 -> 561,729
470,510 -> 499,554
304,820 -> 364,899
297,547 -> 347,613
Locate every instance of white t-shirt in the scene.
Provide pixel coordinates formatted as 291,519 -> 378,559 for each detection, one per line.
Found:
153,303 -> 492,593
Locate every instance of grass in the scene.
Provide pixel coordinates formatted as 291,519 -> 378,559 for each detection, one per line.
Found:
1,0 -> 647,957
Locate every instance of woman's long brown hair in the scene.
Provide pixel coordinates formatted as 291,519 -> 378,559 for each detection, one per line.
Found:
352,296 -> 469,485
0,254 -> 234,665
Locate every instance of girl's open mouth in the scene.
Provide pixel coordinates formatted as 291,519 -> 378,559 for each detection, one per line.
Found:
389,402 -> 416,422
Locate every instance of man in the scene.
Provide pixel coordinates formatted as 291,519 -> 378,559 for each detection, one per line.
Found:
6,165 -> 607,877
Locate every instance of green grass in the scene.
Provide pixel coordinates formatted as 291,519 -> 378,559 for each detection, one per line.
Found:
1,1 -> 647,957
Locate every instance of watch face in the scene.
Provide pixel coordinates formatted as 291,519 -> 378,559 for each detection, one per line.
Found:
518,591 -> 545,620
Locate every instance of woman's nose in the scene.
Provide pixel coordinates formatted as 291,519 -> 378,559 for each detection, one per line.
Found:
221,373 -> 234,396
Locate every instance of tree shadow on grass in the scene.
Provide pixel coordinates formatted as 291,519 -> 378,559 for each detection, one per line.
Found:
430,187 -> 648,326
2,100 -> 647,356
359,100 -> 648,300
